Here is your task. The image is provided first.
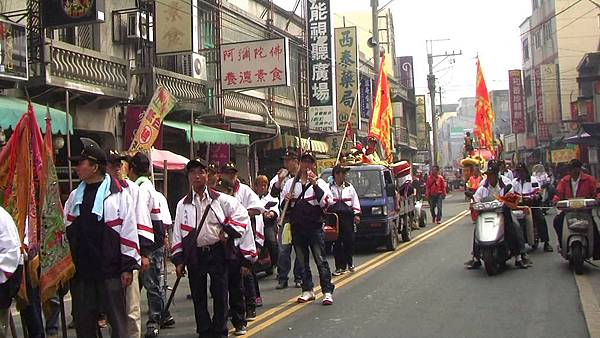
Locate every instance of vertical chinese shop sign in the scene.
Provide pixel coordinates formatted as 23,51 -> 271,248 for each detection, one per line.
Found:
335,26 -> 360,132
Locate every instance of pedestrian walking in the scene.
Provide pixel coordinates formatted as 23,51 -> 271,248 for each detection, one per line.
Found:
64,145 -> 140,338
282,152 -> 335,305
425,166 -> 447,224
0,206 -> 22,338
107,150 -> 142,338
171,159 -> 255,338
127,153 -> 174,337
270,150 -> 309,289
220,163 -> 263,330
328,165 -> 360,275
253,175 -> 279,278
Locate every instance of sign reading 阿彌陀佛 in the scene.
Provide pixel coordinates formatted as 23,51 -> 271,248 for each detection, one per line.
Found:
220,38 -> 291,90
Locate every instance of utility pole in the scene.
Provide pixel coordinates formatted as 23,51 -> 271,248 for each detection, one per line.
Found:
426,40 -> 461,167
371,0 -> 380,79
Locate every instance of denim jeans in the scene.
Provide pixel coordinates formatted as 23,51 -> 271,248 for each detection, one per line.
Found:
429,195 -> 443,221
140,246 -> 169,325
292,227 -> 334,294
277,225 -> 310,284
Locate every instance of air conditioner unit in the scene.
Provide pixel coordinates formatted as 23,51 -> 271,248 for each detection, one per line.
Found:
126,11 -> 153,41
181,53 -> 207,81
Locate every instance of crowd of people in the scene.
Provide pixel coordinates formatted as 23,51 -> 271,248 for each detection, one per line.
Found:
0,146 -> 366,338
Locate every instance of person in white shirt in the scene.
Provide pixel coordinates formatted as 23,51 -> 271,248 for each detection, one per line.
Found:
466,160 -> 530,270
0,206 -> 22,338
512,163 -> 553,253
220,162 -> 264,327
172,159 -> 256,338
328,165 -> 361,275
282,152 -> 335,305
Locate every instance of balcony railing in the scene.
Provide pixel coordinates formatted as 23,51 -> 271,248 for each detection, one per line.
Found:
37,38 -> 130,99
395,126 -> 409,146
223,91 -> 301,128
132,67 -> 208,112
409,134 -> 418,150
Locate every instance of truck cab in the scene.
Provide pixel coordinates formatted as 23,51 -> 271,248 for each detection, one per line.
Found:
321,165 -> 406,251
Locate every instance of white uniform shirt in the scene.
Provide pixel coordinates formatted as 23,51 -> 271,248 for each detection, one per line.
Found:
254,194 -> 280,247
281,177 -> 333,210
473,176 -> 513,203
329,182 -> 361,215
512,176 -> 541,197
235,182 -> 264,212
0,207 -> 21,284
172,188 -> 257,262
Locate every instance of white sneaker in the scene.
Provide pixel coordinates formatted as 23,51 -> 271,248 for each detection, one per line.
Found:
322,292 -> 334,305
297,290 -> 316,303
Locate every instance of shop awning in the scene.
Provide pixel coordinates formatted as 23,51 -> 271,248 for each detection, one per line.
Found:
268,134 -> 329,154
0,96 -> 73,134
163,120 -> 249,146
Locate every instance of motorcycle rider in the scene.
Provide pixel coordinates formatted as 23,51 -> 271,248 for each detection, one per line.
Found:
512,163 -> 553,252
466,160 -> 530,269
552,159 -> 600,247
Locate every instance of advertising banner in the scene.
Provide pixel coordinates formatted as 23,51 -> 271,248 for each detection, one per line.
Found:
220,38 -> 291,90
42,0 -> 106,28
508,70 -> 526,134
534,67 -> 550,142
308,0 -> 335,132
156,0 -> 193,54
415,95 -> 428,150
129,86 -> 177,152
360,74 -> 372,120
335,27 -> 360,131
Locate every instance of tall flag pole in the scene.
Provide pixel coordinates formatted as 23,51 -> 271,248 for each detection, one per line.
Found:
369,55 -> 394,162
474,58 -> 496,156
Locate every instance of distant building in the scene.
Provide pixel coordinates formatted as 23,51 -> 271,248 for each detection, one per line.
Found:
489,90 -> 511,136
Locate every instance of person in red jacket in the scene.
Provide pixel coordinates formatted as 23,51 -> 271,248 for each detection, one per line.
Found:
552,159 -> 600,245
425,166 -> 447,224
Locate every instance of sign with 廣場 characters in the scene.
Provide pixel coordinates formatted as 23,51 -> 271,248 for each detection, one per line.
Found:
307,0 -> 336,132
335,27 -> 360,132
220,38 -> 291,90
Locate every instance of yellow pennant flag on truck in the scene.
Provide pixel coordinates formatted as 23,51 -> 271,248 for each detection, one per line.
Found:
129,86 -> 177,152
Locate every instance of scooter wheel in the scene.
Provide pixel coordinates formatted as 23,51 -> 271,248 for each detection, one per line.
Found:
571,243 -> 585,275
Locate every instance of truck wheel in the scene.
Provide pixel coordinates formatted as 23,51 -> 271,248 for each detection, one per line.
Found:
385,221 -> 400,251
571,242 -> 585,275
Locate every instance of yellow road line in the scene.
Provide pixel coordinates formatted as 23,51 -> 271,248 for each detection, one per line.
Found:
245,210 -> 469,336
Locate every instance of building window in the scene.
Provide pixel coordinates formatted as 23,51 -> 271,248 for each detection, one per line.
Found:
534,29 -> 542,49
524,75 -> 532,97
522,38 -> 529,61
533,0 -> 539,9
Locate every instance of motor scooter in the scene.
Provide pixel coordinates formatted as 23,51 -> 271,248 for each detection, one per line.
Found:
557,198 -> 600,274
513,196 -> 540,251
473,196 -> 519,276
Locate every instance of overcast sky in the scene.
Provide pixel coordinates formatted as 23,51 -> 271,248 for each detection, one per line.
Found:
275,0 -> 532,106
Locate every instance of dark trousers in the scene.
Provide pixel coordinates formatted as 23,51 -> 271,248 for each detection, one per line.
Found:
553,212 -> 566,244
227,260 -> 246,328
333,215 -> 355,270
243,272 -> 257,311
264,224 -> 278,268
140,246 -> 169,326
292,226 -> 334,293
251,269 -> 261,298
529,202 -> 550,243
21,263 -> 45,338
277,226 -> 310,284
188,245 -> 228,338
429,195 -> 443,222
71,276 -> 128,338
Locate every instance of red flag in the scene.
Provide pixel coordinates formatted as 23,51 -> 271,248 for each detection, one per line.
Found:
474,58 -> 496,155
368,56 -> 394,162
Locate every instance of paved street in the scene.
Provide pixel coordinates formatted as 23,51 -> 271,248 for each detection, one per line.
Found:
10,194 -> 594,337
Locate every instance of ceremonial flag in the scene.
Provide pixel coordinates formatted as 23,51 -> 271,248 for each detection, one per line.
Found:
474,58 -> 496,154
39,112 -> 74,303
369,55 -> 394,162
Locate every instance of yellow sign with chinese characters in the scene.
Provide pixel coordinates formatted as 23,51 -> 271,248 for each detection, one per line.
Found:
129,86 -> 177,152
335,27 -> 360,132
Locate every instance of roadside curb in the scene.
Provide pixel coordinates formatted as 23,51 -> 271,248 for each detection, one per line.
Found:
575,273 -> 600,338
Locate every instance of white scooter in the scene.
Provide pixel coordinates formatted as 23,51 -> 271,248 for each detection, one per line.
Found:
473,196 -> 519,276
557,199 -> 600,274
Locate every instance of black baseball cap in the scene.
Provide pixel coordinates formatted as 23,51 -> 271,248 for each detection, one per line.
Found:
207,163 -> 219,174
107,150 -> 128,164
186,158 -> 208,171
332,164 -> 351,175
570,159 -> 583,169
221,162 -> 238,173
300,152 -> 316,163
69,145 -> 107,165
129,152 -> 150,173
281,149 -> 299,160
486,160 -> 501,175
